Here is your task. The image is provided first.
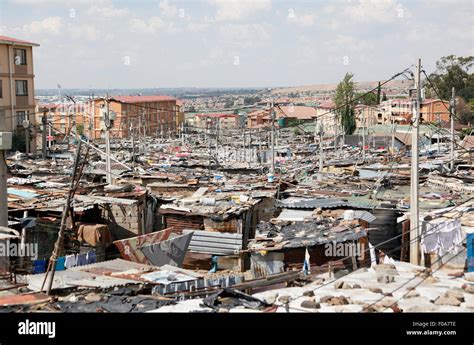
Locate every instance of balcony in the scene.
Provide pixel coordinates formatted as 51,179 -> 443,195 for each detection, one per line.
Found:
14,64 -> 28,75
16,96 -> 31,107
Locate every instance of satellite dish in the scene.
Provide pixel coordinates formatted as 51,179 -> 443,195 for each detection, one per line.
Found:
22,120 -> 30,129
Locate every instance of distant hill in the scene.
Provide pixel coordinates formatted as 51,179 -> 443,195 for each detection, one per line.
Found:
35,87 -> 265,98
270,80 -> 412,95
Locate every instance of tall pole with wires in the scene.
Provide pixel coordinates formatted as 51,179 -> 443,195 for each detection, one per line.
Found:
0,112 -> 9,227
270,99 -> 275,175
362,110 -> 366,161
319,122 -> 324,172
410,58 -> 421,265
104,99 -> 112,185
450,87 -> 456,171
391,113 -> 395,154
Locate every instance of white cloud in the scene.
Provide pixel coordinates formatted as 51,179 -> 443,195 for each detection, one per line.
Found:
159,0 -> 178,18
9,0 -> 109,4
87,5 -> 129,18
287,13 -> 317,27
324,34 -> 376,64
22,16 -> 63,35
129,17 -> 165,33
187,23 -> 210,33
218,23 -> 272,48
343,0 -> 408,24
209,0 -> 272,21
67,24 -> 98,41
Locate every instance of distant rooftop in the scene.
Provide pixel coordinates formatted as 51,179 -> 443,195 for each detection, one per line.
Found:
195,113 -> 237,118
0,35 -> 39,47
111,95 -> 176,103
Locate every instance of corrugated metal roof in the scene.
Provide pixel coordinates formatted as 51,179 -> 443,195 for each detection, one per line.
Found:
278,198 -> 347,209
26,259 -> 159,292
277,209 -> 314,221
183,229 -> 242,255
353,210 -> 377,223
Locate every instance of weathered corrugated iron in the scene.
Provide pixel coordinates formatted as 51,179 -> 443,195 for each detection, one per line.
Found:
183,229 -> 243,255
113,228 -> 173,264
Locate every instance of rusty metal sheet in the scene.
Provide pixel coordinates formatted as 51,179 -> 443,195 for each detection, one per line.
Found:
141,232 -> 193,267
0,292 -> 50,306
113,228 -> 173,264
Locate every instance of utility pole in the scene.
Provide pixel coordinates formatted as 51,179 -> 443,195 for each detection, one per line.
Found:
138,110 -> 143,154
270,100 -> 275,175
42,111 -> 47,159
243,128 -> 246,162
104,100 -> 112,184
362,110 -> 366,161
319,122 -> 324,172
314,117 -> 318,144
130,122 -> 135,165
42,140 -> 83,295
23,119 -> 29,154
391,114 -> 395,154
410,58 -> 421,266
48,108 -> 52,153
450,87 -> 456,171
437,113 -> 441,153
0,112 -> 11,227
208,118 -> 211,177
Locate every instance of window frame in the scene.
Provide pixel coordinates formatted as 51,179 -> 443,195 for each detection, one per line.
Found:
16,110 -> 26,126
14,48 -> 27,66
15,80 -> 28,96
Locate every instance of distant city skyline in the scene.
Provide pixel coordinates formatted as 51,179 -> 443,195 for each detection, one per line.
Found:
1,0 -> 472,89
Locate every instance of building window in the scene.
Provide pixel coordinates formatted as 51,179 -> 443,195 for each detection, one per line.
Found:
14,49 -> 27,65
16,111 -> 26,125
0,80 -> 2,98
15,80 -> 28,96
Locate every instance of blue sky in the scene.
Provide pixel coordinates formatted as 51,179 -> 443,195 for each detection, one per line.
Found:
0,0 -> 472,89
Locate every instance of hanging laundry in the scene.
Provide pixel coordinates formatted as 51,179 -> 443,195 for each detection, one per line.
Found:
64,254 -> 77,269
368,242 -> 377,267
420,218 -> 463,257
302,247 -> 310,275
86,251 -> 97,264
55,257 -> 66,271
76,253 -> 87,266
32,259 -> 47,274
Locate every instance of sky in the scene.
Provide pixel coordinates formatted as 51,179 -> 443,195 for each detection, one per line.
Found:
0,0 -> 472,89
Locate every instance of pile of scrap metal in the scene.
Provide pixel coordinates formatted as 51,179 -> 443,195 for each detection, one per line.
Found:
245,205 -> 372,276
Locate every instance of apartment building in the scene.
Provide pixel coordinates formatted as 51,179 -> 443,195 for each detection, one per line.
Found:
37,102 -> 89,140
0,35 -> 39,150
89,95 -> 181,140
194,113 -> 240,129
420,99 -> 450,123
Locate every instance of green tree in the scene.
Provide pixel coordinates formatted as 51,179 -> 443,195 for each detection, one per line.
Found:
243,96 -> 261,105
76,123 -> 84,135
12,129 -> 26,152
224,98 -> 234,109
456,97 -> 473,125
356,92 -> 378,106
376,81 -> 381,104
426,55 -> 474,101
334,73 -> 356,135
